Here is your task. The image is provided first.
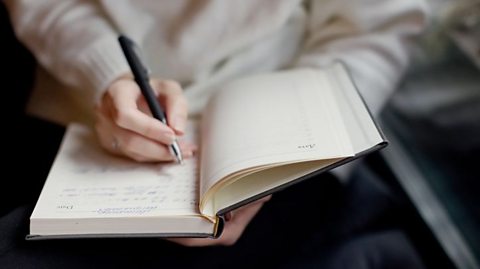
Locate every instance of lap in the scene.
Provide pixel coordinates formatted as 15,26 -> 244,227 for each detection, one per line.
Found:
0,120 -> 425,269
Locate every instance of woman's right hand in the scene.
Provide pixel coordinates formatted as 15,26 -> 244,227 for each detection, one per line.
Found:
95,75 -> 197,162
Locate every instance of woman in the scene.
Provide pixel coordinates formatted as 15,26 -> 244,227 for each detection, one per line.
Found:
3,1 -> 428,267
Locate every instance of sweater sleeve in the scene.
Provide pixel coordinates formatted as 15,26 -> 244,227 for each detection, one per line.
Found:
4,0 -> 130,96
294,0 -> 428,115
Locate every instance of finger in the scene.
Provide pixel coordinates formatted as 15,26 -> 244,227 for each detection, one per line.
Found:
216,201 -> 265,246
225,195 -> 271,221
109,80 -> 177,145
117,131 -> 176,162
152,80 -> 188,135
229,199 -> 265,225
250,194 -> 272,205
168,198 -> 266,247
167,237 -> 217,247
118,129 -> 201,162
97,95 -> 199,162
178,141 -> 197,158
97,107 -> 188,162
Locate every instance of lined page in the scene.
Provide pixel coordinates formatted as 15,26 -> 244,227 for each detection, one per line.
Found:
31,124 -> 199,220
199,68 -> 355,210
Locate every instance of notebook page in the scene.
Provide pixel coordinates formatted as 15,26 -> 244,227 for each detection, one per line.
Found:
199,68 -> 355,212
31,124 -> 199,221
326,63 -> 384,153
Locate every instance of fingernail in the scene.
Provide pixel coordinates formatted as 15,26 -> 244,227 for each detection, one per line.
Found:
172,116 -> 186,134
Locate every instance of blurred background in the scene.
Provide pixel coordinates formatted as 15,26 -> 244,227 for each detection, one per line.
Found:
0,0 -> 479,268
376,0 -> 480,268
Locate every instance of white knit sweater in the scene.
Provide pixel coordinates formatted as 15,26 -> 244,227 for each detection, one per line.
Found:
6,0 -> 428,123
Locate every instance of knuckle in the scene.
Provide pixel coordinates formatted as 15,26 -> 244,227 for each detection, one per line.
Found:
108,82 -> 123,94
176,96 -> 188,108
121,136 -> 137,154
160,80 -> 183,96
113,109 -> 133,128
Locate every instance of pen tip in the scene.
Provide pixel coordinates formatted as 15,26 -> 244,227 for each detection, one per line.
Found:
169,140 -> 183,165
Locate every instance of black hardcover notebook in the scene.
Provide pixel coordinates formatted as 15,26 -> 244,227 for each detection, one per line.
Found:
27,63 -> 387,240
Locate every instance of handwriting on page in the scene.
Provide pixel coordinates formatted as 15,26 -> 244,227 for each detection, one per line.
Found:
297,144 -> 316,150
55,174 -> 198,216
45,125 -> 200,218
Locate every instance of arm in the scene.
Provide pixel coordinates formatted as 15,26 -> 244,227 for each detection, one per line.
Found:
4,0 -> 192,162
294,0 -> 428,115
5,0 -> 261,246
4,0 -> 128,94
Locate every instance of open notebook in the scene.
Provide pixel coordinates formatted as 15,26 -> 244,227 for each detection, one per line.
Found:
28,63 -> 387,239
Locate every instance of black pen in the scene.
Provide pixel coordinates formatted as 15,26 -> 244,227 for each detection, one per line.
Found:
118,35 -> 183,164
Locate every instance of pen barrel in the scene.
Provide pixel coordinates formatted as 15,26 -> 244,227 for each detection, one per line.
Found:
136,78 -> 167,125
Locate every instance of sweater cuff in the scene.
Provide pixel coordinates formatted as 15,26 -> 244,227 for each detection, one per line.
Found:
78,35 -> 131,100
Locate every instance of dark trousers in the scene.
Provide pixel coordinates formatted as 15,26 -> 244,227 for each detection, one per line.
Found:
0,122 -> 426,269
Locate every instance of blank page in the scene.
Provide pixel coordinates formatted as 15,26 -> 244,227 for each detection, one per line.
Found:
199,68 -> 355,214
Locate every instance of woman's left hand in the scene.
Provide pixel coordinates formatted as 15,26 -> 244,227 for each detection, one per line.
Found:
168,195 -> 272,247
